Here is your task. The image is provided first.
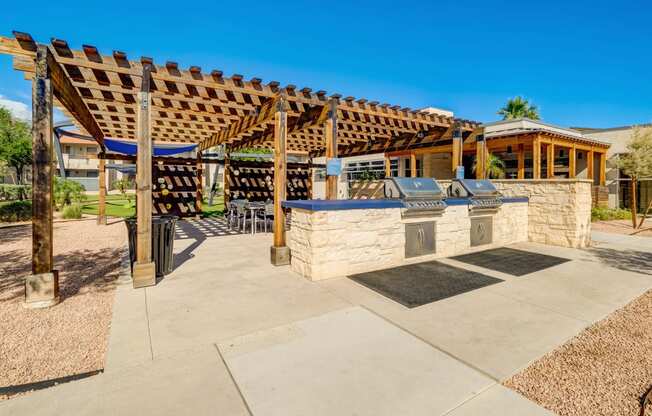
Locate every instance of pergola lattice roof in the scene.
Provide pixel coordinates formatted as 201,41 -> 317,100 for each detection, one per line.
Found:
0,31 -> 480,156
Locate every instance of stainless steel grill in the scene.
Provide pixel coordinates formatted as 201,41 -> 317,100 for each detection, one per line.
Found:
384,177 -> 447,218
448,179 -> 503,212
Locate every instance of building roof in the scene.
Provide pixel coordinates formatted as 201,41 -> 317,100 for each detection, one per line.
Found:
481,118 -> 610,148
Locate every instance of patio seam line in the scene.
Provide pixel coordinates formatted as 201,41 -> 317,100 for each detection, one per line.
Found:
144,289 -> 154,361
356,304 -> 501,383
439,383 -> 501,416
213,343 -> 254,416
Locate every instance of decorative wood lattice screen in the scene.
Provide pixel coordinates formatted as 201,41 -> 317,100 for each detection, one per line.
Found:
226,160 -> 310,202
152,163 -> 199,217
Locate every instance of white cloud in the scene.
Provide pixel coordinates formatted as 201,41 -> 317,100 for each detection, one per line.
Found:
0,95 -> 30,121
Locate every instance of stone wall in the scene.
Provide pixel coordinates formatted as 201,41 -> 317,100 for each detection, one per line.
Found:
491,179 -> 592,248
289,202 -> 528,281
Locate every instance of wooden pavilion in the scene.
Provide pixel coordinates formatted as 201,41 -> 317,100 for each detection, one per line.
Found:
0,32 -> 479,305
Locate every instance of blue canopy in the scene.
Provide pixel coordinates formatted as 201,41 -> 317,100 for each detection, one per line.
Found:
104,138 -> 197,156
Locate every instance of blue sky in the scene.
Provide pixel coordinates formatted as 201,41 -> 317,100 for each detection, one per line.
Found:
1,0 -> 650,127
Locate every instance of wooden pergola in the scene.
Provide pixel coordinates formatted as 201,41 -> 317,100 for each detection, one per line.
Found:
0,32 -> 478,304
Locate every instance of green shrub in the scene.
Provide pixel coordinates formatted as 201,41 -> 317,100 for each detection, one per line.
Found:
591,207 -> 632,222
0,184 -> 31,201
54,177 -> 85,208
0,200 -> 31,222
62,204 -> 82,219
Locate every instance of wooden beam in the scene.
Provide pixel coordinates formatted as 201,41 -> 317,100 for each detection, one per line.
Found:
325,98 -> 338,199
475,135 -> 485,179
25,44 -> 59,308
452,126 -> 462,176
410,152 -> 417,177
599,152 -> 606,186
43,45 -> 104,147
587,150 -> 594,184
547,143 -> 555,178
532,135 -> 541,179
133,63 -> 155,288
98,158 -> 106,225
271,95 -> 290,266
385,155 -> 391,178
517,143 -> 525,179
196,152 -> 203,215
569,144 -> 576,178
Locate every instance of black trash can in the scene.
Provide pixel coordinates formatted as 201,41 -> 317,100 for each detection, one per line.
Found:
125,215 -> 178,277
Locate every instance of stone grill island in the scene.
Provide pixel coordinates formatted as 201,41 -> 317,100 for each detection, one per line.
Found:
284,178 -> 529,281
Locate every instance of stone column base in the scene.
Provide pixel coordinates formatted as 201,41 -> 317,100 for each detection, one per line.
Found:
270,246 -> 290,266
23,271 -> 60,309
132,261 -> 156,288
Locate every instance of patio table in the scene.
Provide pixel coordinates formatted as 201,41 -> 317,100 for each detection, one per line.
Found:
246,202 -> 266,235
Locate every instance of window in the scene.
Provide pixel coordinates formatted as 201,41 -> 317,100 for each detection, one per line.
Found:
345,159 -> 387,181
87,147 -> 96,154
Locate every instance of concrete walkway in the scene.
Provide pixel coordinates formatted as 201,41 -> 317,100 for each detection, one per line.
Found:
2,220 -> 651,416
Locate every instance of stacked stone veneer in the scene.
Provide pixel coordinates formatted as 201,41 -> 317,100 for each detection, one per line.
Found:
289,201 -> 528,281
491,179 -> 592,248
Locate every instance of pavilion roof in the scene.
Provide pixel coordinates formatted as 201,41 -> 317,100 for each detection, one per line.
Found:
0,31 -> 480,156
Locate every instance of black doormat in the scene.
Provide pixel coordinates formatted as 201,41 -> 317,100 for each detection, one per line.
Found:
451,247 -> 570,276
349,261 -> 503,308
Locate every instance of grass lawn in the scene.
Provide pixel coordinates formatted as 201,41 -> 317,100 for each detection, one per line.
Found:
81,194 -> 225,218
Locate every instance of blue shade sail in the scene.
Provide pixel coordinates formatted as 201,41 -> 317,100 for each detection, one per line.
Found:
104,138 -> 197,156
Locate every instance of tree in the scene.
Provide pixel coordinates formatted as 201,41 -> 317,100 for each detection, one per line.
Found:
0,107 -> 31,184
498,97 -> 540,120
113,178 -> 134,205
616,127 -> 652,229
54,177 -> 85,209
472,153 -> 506,179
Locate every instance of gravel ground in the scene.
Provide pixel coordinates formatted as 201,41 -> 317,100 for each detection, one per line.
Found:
504,289 -> 652,416
592,219 -> 652,237
0,218 -> 127,400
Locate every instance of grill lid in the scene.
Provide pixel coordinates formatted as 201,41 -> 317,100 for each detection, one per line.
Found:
449,179 -> 500,198
384,177 -> 445,200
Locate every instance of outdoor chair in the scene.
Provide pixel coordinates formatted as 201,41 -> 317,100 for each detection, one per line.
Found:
228,199 -> 247,231
257,202 -> 275,233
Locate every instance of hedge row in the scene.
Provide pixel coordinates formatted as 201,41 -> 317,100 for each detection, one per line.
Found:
0,184 -> 31,201
0,200 -> 31,222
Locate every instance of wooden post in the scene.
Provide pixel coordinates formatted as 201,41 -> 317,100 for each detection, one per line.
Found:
532,135 -> 541,179
569,145 -> 576,178
547,143 -> 555,178
587,150 -> 594,184
475,135 -> 485,179
517,143 -> 525,179
599,152 -> 606,186
25,44 -> 59,308
132,64 -> 156,288
223,150 -> 230,206
270,94 -> 290,266
307,158 -> 313,199
97,157 -> 106,225
195,152 -> 203,216
384,155 -> 391,178
325,98 -> 338,199
410,153 -> 417,177
452,126 -> 462,176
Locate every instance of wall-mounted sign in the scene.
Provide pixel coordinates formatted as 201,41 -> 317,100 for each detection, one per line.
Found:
456,166 -> 465,179
326,158 -> 342,176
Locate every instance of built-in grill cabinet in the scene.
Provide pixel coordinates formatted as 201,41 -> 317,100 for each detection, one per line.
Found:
448,179 -> 503,213
384,177 -> 447,218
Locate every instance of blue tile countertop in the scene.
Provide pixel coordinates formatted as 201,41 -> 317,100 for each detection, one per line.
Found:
282,197 -> 528,211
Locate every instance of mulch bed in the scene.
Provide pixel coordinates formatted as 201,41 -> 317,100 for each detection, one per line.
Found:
0,219 -> 127,400
504,289 -> 652,416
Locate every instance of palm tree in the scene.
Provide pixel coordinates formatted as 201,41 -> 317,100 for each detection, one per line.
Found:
498,97 -> 540,120
472,153 -> 506,179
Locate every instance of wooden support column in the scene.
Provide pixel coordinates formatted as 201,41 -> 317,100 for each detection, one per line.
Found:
599,152 -> 606,186
532,135 -> 541,179
195,152 -> 203,217
452,126 -> 462,177
325,98 -> 338,199
25,44 -> 59,308
517,144 -> 525,179
97,158 -> 106,225
547,143 -> 555,178
569,145 -> 576,178
384,155 -> 391,178
270,94 -> 290,266
475,135 -> 486,179
223,150 -> 230,206
133,64 -> 156,288
410,153 -> 417,177
587,150 -> 594,184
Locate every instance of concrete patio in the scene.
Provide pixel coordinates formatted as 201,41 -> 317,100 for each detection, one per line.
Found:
1,220 -> 651,416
